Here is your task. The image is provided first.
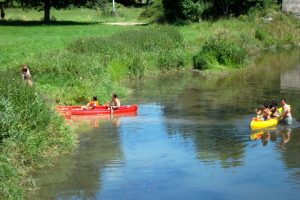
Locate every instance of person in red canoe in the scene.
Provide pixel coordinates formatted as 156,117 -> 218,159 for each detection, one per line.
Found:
104,93 -> 120,114
82,96 -> 99,110
255,103 -> 270,121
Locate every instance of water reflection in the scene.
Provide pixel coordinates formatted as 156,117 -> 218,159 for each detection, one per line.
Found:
280,129 -> 291,151
32,114 -> 137,199
250,128 -> 292,150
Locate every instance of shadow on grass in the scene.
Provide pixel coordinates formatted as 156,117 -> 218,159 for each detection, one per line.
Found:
0,20 -> 100,26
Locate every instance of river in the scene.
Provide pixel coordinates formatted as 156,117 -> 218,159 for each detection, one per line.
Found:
32,49 -> 300,200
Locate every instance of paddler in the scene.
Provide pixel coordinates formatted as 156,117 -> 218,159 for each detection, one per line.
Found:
104,93 -> 120,114
255,103 -> 270,121
278,98 -> 292,125
82,96 -> 99,110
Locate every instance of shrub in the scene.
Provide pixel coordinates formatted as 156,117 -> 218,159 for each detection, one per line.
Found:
138,0 -> 164,20
181,0 -> 202,22
193,51 -> 216,70
198,30 -> 249,68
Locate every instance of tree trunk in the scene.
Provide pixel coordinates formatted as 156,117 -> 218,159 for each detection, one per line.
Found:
44,0 -> 50,22
147,0 -> 151,7
223,2 -> 230,17
226,3 -> 230,16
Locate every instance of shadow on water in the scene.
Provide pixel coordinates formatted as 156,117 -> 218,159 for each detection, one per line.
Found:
31,114 -> 136,199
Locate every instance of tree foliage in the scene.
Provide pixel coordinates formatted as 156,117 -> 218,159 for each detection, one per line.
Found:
162,0 -> 280,21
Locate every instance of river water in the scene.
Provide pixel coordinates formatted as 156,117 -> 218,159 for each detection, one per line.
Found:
32,49 -> 300,200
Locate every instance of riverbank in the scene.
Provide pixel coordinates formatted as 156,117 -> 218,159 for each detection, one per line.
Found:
1,6 -> 300,199
0,72 -> 76,199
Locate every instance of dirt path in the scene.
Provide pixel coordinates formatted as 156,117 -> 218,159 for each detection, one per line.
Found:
103,22 -> 147,26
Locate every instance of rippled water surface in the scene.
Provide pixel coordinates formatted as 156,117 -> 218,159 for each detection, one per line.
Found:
33,50 -> 300,200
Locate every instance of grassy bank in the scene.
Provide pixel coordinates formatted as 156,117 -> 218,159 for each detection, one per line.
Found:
20,26 -> 190,105
179,13 -> 300,71
0,72 -> 75,199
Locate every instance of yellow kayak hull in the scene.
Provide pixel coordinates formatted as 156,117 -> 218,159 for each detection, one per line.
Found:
250,118 -> 279,130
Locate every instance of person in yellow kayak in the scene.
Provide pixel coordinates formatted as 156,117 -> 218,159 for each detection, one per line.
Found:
104,93 -> 120,114
269,100 -> 279,119
255,103 -> 270,121
278,98 -> 292,125
82,96 -> 99,110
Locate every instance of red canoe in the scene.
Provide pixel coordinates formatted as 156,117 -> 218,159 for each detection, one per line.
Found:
56,104 -> 137,115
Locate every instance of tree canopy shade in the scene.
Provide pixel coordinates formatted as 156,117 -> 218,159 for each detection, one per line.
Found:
16,0 -> 100,22
162,0 -> 279,22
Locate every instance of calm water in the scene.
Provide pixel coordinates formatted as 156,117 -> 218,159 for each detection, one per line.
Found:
32,49 -> 300,200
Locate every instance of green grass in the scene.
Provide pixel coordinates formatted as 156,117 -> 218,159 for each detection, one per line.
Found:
3,5 -> 146,23
0,22 -> 140,67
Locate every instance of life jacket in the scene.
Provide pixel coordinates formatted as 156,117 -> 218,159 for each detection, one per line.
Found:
88,101 -> 99,108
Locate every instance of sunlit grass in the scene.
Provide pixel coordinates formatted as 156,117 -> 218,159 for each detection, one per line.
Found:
3,6 -> 146,22
0,23 -> 139,68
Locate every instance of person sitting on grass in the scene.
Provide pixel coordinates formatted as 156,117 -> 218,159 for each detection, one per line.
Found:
269,100 -> 279,119
104,93 -> 120,114
255,103 -> 270,121
81,96 -> 99,110
22,63 -> 30,76
22,68 -> 33,87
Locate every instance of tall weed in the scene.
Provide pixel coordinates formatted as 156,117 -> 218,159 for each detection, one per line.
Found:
0,71 -> 75,199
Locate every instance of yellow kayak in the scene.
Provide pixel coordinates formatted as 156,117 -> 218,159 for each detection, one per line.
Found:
250,118 -> 279,130
250,106 -> 289,130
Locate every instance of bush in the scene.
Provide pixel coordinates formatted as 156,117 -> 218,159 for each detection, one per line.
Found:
181,0 -> 202,22
138,0 -> 164,20
193,51 -> 217,70
196,30 -> 249,69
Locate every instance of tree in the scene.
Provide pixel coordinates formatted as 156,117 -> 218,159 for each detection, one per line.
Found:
115,0 -> 135,6
16,0 -> 99,22
214,0 -> 235,16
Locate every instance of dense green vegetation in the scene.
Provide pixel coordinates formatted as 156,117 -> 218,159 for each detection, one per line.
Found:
0,0 -> 300,199
0,72 -> 75,199
20,26 -> 189,105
